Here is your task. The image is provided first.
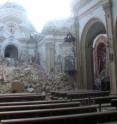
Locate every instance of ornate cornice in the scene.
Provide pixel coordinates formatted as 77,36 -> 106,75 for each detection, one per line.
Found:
103,0 -> 112,10
74,0 -> 110,19
102,0 -> 112,18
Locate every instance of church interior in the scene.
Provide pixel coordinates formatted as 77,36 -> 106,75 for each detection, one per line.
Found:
0,0 -> 117,123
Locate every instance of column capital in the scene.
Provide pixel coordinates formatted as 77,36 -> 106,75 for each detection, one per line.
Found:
103,0 -> 112,12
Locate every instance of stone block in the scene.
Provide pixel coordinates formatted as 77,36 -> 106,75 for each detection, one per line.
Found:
11,81 -> 25,93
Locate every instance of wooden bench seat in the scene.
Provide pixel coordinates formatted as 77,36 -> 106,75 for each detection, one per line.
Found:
0,105 -> 97,120
111,99 -> 117,109
95,95 -> 117,111
51,90 -> 110,100
0,93 -> 39,96
0,95 -> 45,102
1,110 -> 117,124
0,99 -> 77,106
51,90 -> 110,105
67,91 -> 110,100
0,101 -> 80,111
0,98 -> 90,107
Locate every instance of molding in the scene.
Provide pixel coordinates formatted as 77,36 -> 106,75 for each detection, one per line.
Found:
93,34 -> 107,48
102,0 -> 112,18
73,0 -> 91,11
103,0 -> 112,11
76,0 -> 109,19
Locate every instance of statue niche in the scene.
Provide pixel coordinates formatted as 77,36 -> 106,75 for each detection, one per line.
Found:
93,35 -> 110,91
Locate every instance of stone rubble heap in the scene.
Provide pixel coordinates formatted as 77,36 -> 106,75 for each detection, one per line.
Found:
0,83 -> 11,93
0,58 -> 74,94
48,73 -> 74,91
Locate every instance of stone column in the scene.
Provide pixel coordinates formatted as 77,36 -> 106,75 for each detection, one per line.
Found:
103,1 -> 117,94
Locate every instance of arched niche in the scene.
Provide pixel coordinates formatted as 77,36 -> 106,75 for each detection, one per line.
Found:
4,45 -> 18,60
93,34 -> 107,75
80,18 -> 106,89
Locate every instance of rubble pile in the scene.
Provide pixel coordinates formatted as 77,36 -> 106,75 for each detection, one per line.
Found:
0,82 -> 11,93
4,64 -> 48,93
48,73 -> 74,91
0,58 -> 74,94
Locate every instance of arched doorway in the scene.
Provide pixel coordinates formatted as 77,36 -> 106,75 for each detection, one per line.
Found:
4,45 -> 18,60
81,18 -> 108,89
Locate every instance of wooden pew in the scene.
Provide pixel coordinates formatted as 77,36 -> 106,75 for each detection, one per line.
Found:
67,91 -> 110,105
111,99 -> 117,109
1,110 -> 117,124
0,101 -> 80,111
0,105 -> 98,120
67,91 -> 110,100
0,98 -> 90,106
0,93 -> 39,96
0,94 -> 45,102
0,99 -> 79,106
95,95 -> 117,111
50,90 -> 90,99
51,90 -> 110,100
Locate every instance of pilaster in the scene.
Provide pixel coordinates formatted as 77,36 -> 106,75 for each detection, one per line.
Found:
103,0 -> 117,94
74,16 -> 83,89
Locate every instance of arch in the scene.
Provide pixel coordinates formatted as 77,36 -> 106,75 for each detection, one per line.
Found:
1,38 -> 21,59
4,45 -> 18,60
80,17 -> 106,89
93,34 -> 107,48
93,35 -> 107,76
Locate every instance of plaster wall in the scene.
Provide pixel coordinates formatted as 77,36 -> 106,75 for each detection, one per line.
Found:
79,6 -> 106,40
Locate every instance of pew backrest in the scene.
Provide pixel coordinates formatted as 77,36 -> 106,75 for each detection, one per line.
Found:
111,99 -> 117,109
0,101 -> 80,111
0,95 -> 45,102
1,110 -> 117,124
0,105 -> 98,120
0,99 -> 77,106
